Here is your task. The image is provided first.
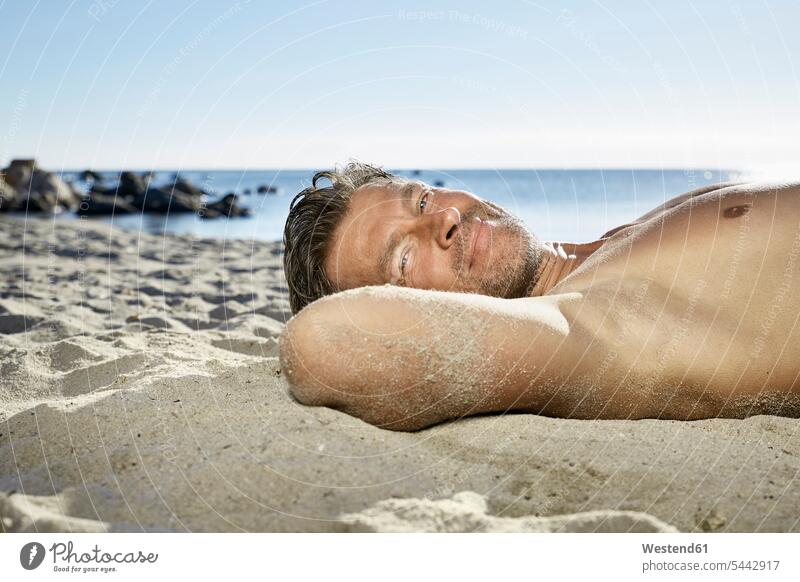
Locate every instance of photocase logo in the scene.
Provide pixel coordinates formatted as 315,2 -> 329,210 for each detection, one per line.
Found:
20,542 -> 46,570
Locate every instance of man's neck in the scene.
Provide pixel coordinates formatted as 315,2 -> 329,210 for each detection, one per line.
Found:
530,240 -> 603,296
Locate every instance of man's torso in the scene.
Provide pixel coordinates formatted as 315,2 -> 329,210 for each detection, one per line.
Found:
541,182 -> 800,419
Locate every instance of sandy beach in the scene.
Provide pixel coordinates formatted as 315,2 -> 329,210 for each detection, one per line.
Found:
1,215 -> 798,533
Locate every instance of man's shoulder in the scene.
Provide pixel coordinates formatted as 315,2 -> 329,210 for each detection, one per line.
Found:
598,181 -> 748,239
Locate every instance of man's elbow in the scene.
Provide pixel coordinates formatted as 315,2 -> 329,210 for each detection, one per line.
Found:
278,296 -> 362,412
278,288 -> 456,432
278,304 -> 333,407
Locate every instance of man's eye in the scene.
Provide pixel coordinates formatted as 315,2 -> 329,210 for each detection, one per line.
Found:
400,252 -> 409,275
418,193 -> 429,213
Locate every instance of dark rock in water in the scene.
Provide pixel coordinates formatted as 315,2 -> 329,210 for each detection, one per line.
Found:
30,170 -> 81,208
3,159 -> 35,189
203,193 -> 251,218
90,173 -> 200,214
83,184 -> 200,215
79,170 -> 104,182
84,170 -> 147,205
141,170 -> 158,187
22,188 -> 59,212
0,164 -> 253,218
433,180 -> 445,187
0,175 -> 19,212
118,171 -> 147,198
412,169 -> 422,176
167,176 -> 207,197
1,159 -> 81,211
137,188 -> 201,213
243,188 -> 251,195
77,193 -> 138,216
256,184 -> 278,194
133,188 -> 174,212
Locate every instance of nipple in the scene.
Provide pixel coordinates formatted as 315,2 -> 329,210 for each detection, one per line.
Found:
723,204 -> 752,219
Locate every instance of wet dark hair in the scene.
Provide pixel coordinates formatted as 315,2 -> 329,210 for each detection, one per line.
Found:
283,161 -> 398,314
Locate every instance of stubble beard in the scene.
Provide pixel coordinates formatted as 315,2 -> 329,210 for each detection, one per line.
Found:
454,201 -> 542,299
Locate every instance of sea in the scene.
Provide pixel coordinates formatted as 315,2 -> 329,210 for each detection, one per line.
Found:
56,168 -> 745,243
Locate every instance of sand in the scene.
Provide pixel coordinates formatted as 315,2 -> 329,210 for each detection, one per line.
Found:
1,215 -> 799,532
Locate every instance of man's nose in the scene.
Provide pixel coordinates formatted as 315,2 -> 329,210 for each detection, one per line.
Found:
431,206 -> 461,250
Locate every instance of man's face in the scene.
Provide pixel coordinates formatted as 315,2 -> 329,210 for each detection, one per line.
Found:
324,179 -> 540,297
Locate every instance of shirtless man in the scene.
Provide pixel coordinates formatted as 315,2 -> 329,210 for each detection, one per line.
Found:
279,162 -> 800,431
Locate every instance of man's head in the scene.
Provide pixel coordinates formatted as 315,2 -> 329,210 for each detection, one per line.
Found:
284,161 -> 542,314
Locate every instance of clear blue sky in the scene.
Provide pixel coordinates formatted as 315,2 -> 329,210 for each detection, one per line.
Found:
1,0 -> 799,172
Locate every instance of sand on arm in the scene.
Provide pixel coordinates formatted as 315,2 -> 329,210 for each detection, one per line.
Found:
280,285 -> 573,430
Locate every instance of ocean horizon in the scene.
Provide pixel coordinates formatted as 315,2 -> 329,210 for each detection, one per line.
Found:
40,168 -> 744,242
